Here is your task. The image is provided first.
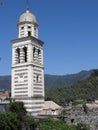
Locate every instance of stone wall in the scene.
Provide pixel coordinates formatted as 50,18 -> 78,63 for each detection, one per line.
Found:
63,104 -> 98,130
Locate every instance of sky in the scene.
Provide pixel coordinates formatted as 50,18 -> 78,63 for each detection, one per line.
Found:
0,0 -> 98,75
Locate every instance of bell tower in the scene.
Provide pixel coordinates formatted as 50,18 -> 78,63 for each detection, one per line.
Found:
11,8 -> 44,115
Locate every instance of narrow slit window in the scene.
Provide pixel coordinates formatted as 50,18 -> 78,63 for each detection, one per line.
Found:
36,75 -> 39,83
28,26 -> 31,29
28,31 -> 31,36
34,27 -> 36,31
21,26 -> 24,29
34,27 -> 36,36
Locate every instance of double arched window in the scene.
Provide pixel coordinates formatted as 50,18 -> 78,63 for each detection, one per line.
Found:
15,46 -> 27,64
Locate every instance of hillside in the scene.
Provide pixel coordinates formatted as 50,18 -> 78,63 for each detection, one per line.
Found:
0,70 -> 94,91
0,76 -> 11,91
45,70 -> 93,88
45,70 -> 98,105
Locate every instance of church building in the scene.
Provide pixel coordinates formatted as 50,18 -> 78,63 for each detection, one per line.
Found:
11,8 -> 44,116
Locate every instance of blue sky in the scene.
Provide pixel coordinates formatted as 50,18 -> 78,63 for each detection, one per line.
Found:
0,0 -> 98,75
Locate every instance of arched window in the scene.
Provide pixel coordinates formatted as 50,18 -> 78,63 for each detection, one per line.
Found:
36,75 -> 40,83
23,47 -> 27,62
16,48 -> 20,63
36,75 -> 39,83
38,49 -> 40,56
28,31 -> 31,36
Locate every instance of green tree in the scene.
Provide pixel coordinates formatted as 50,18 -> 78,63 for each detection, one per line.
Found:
0,112 -> 18,130
40,117 -> 76,130
0,101 -> 37,130
9,101 -> 27,121
23,115 -> 35,129
8,101 -> 27,129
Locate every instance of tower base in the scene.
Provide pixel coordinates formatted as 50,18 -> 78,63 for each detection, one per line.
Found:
13,97 -> 44,116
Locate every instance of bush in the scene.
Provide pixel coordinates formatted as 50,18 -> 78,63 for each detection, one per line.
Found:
76,122 -> 90,130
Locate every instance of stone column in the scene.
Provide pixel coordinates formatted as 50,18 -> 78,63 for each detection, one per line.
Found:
34,48 -> 38,63
15,48 -> 19,64
20,47 -> 24,63
12,47 -> 15,64
41,49 -> 43,65
38,49 -> 41,64
28,44 -> 32,63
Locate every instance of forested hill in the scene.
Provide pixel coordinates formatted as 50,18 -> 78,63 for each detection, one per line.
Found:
0,69 -> 95,91
45,70 -> 93,88
46,70 -> 98,105
0,76 -> 11,91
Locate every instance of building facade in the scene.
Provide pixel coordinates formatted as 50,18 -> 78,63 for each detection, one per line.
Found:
11,9 -> 44,115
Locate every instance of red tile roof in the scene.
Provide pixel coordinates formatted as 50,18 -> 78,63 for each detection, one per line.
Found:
0,92 -> 9,97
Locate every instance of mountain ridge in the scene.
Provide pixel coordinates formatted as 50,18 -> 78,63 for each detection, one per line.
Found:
45,69 -> 98,105
0,69 -> 95,91
45,70 -> 93,88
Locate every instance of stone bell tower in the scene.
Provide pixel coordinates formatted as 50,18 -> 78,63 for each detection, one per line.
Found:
11,8 -> 44,115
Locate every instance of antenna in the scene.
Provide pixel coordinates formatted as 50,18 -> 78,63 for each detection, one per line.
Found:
26,0 -> 29,9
